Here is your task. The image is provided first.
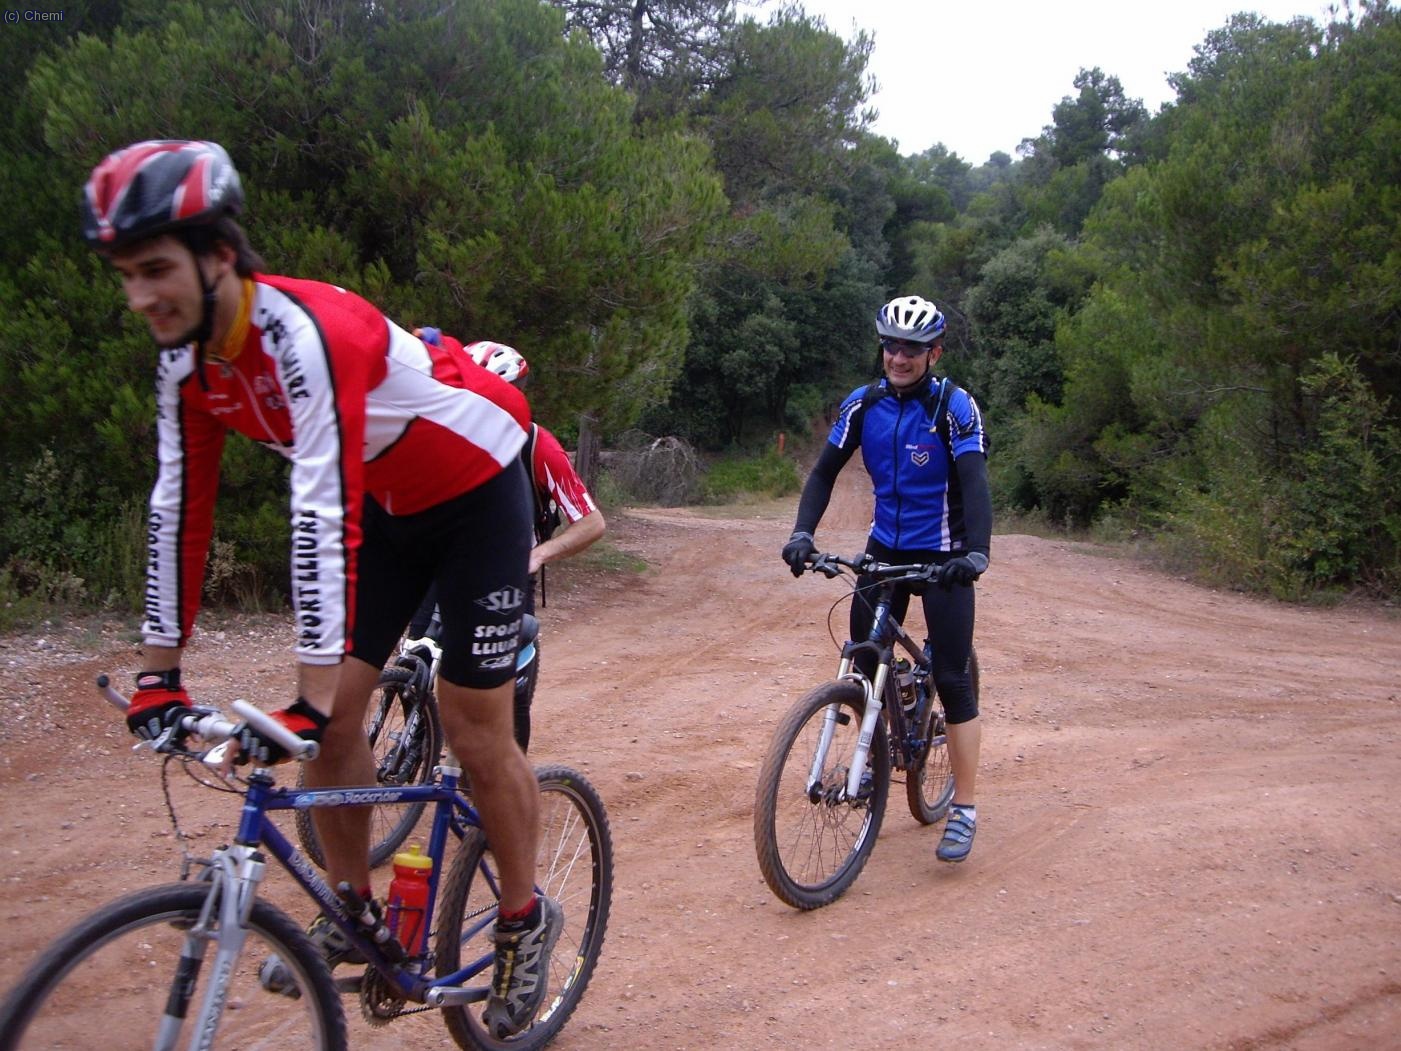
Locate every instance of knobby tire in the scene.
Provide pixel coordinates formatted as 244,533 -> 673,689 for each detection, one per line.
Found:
0,881 -> 346,1051
434,765 -> 613,1050
754,680 -> 890,910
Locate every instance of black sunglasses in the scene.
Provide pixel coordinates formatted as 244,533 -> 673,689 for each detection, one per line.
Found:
879,338 -> 932,359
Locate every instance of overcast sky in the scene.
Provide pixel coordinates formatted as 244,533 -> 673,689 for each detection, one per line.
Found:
760,0 -> 1333,163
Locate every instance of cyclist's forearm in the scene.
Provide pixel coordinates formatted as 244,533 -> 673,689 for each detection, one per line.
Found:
529,509 -> 605,573
956,451 -> 992,557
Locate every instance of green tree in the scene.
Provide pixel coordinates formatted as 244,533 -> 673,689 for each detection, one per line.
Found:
552,0 -> 740,119
647,5 -> 882,448
1010,3 -> 1401,595
2,0 -> 724,607
964,226 -> 1089,418
1014,67 -> 1148,236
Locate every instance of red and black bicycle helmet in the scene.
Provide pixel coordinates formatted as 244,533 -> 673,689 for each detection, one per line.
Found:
81,139 -> 244,249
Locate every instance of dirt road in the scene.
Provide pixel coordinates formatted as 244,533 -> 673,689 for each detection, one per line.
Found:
2,478 -> 1399,1049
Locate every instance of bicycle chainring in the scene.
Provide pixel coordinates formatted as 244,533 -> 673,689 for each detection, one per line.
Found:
359,967 -> 408,1026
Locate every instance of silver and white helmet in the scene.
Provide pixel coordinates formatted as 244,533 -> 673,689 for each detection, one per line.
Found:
876,295 -> 946,343
465,340 -> 529,385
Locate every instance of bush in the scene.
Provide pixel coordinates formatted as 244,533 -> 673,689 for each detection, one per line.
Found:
1150,355 -> 1401,600
0,449 -> 147,614
603,431 -> 703,506
701,452 -> 800,503
1271,355 -> 1400,595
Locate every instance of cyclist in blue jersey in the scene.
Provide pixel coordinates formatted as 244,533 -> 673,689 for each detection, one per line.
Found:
782,295 -> 992,863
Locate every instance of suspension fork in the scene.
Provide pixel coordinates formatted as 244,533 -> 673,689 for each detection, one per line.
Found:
832,596 -> 895,800
163,844 -> 269,1051
806,659 -> 862,792
844,661 -> 889,800
806,657 -> 890,801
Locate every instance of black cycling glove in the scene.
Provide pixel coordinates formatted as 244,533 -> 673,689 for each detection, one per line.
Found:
126,668 -> 193,741
937,552 -> 989,590
782,532 -> 816,577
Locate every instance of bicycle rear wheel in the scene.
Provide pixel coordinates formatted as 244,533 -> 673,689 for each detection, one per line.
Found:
906,646 -> 977,824
754,680 -> 890,910
905,705 -> 954,824
434,765 -> 613,1051
0,882 -> 345,1051
296,663 -> 443,869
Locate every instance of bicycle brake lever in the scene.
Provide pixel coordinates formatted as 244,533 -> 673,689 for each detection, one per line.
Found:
202,739 -> 235,769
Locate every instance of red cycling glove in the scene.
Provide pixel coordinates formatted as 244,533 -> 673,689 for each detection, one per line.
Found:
233,698 -> 330,765
126,669 -> 193,741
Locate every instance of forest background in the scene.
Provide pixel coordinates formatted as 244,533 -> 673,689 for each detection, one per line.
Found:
0,0 -> 1397,624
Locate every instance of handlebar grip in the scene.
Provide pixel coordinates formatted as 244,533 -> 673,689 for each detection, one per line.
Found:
97,674 -> 130,712
232,699 -> 321,761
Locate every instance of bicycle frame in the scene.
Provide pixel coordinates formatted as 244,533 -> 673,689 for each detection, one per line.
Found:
229,758 -> 495,1007
57,671 -> 609,1051
809,565 -> 935,802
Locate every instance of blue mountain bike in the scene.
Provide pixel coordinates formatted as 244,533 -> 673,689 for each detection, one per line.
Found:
0,674 -> 611,1051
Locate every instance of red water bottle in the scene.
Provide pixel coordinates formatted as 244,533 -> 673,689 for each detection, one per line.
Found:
387,845 -> 433,954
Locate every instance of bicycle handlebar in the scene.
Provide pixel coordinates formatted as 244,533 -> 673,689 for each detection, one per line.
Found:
803,552 -> 939,584
95,674 -> 320,762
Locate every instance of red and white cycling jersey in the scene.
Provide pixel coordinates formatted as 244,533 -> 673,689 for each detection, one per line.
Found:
530,424 -> 597,528
144,273 -> 530,664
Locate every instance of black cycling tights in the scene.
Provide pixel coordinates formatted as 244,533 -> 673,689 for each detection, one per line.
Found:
848,542 -> 978,725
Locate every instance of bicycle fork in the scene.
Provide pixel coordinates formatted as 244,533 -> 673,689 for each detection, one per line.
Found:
161,845 -> 268,1051
806,660 -> 889,803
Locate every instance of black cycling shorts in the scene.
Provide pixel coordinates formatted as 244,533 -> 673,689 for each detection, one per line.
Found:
351,460 -> 532,689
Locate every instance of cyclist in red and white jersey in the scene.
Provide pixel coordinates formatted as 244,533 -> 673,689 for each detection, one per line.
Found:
83,139 -> 559,1037
453,338 -> 606,576
409,334 -> 606,750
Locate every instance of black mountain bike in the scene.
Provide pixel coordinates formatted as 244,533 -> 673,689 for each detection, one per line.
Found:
754,552 -> 979,909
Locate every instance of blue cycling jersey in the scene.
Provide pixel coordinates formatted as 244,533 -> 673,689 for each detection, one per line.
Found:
827,375 -> 988,551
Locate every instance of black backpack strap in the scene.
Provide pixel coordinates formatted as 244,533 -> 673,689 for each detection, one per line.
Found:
521,422 -> 541,508
848,380 -> 886,447
520,423 -> 548,608
926,377 -> 956,452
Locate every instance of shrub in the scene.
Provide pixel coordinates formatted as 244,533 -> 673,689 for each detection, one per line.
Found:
603,431 -> 703,506
701,452 -> 800,503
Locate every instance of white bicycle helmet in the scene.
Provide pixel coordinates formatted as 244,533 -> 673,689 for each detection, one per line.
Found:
466,340 -> 529,385
875,295 -> 946,343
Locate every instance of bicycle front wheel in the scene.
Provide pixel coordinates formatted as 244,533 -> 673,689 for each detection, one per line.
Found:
296,663 -> 443,869
435,765 -> 614,1051
754,680 -> 890,910
0,882 -> 346,1051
